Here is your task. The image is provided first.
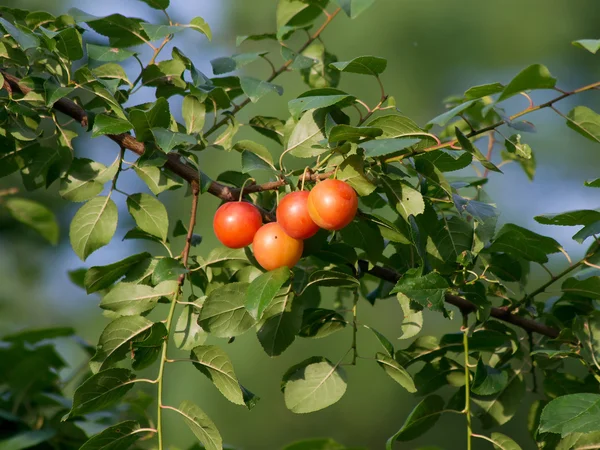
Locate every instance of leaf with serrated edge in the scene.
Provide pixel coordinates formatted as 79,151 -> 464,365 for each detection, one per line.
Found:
173,400 -> 222,450
199,282 -> 255,337
126,193 -> 169,241
70,196 -> 118,261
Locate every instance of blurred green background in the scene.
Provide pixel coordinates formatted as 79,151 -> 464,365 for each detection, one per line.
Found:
1,1 -> 600,449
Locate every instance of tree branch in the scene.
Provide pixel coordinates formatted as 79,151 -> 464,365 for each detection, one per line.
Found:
359,262 -> 560,339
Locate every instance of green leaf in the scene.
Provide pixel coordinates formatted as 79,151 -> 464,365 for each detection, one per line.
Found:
300,41 -> 340,88
92,114 -> 132,137
89,315 -> 156,373
427,100 -> 476,127
299,308 -> 346,339
55,27 -> 83,60
585,178 -> 600,188
397,293 -> 423,340
455,128 -> 502,173
59,157 -> 117,202
562,276 -> 600,299
234,140 -> 275,173
257,292 -> 302,357
249,116 -> 285,144
70,196 -> 118,261
380,176 -> 425,219
337,154 -> 376,196
364,325 -> 394,357
276,0 -> 328,32
188,17 -> 212,40
485,223 -> 561,264
4,198 -> 59,245
67,368 -> 135,418
489,433 -> 523,450
210,52 -> 265,75
152,258 -> 185,284
134,165 -> 184,196
289,93 -> 354,120
472,370 -> 525,428
127,193 -> 169,242
286,109 -> 327,158
0,430 -> 56,450
245,267 -> 290,320
151,128 -> 196,152
360,138 -> 420,158
504,134 -> 532,159
572,39 -> 600,54
139,0 -> 169,9
282,356 -> 347,414
174,298 -> 207,351
44,80 -> 74,107
328,125 -> 382,143
498,64 -> 557,102
240,77 -> 283,103
175,400 -> 222,450
333,0 -> 376,18
0,18 -> 39,50
199,282 -> 256,337
376,352 -> 416,392
141,23 -> 183,41
391,269 -> 448,313
100,281 -> 177,316
539,394 -> 600,437
301,270 -> 360,293
471,359 -> 508,396
566,106 -> 600,143
535,209 -> 600,226
330,55 -> 387,76
83,13 -> 150,48
79,421 -> 144,450
464,82 -> 505,100
182,95 -> 206,134
191,345 -> 256,408
282,438 -> 347,450
573,221 -> 600,243
86,43 -> 136,62
129,97 -> 171,143
85,253 -> 150,294
339,219 -> 384,264
197,247 -> 248,269
236,33 -> 276,46
386,395 -> 445,447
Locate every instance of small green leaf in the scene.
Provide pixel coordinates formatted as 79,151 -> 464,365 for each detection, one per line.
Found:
282,356 -> 347,414
539,394 -> 600,437
55,27 -> 83,60
199,282 -> 255,337
188,16 -> 212,40
289,93 -> 354,120
386,395 -> 445,447
535,209 -> 600,226
83,13 -> 150,48
89,316 -> 156,373
562,276 -> 600,299
276,0 -> 328,32
126,193 -> 169,242
245,267 -> 290,320
141,23 -> 183,41
299,308 -> 346,339
397,293 -> 423,340
333,0 -> 376,19
182,95 -> 206,134
70,196 -> 118,261
455,128 -> 501,173
79,421 -> 144,450
5,198 -> 59,245
191,345 -> 257,408
391,269 -> 448,313
174,298 -> 207,351
240,77 -> 283,103
100,282 -> 175,316
485,223 -> 560,264
257,292 -> 302,357
175,401 -> 222,450
427,100 -> 476,127
364,325 -> 394,357
301,270 -> 360,292
87,43 -> 136,62
328,125 -> 382,143
249,116 -> 285,144
572,39 -> 600,54
498,64 -> 557,102
360,138 -> 420,158
337,154 -> 376,196
471,359 -> 508,396
210,52 -> 265,75
92,114 -> 132,137
0,18 -> 39,50
85,253 -> 150,294
330,55 -> 387,76
376,352 -> 416,392
286,109 -> 327,158
585,178 -> 600,188
566,106 -> 600,143
67,368 -> 135,418
151,128 -> 196,152
339,219 -> 385,264
44,80 -> 75,106
129,97 -> 171,143
380,176 -> 425,219
464,82 -> 504,100
134,165 -> 183,195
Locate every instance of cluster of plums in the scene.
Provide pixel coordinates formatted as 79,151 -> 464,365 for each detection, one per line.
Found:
213,179 -> 358,271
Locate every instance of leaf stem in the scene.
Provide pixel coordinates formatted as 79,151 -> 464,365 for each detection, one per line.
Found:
156,183 -> 200,450
462,314 -> 472,450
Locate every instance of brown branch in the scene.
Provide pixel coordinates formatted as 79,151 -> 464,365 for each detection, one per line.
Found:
177,181 -> 200,286
360,262 -> 560,339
